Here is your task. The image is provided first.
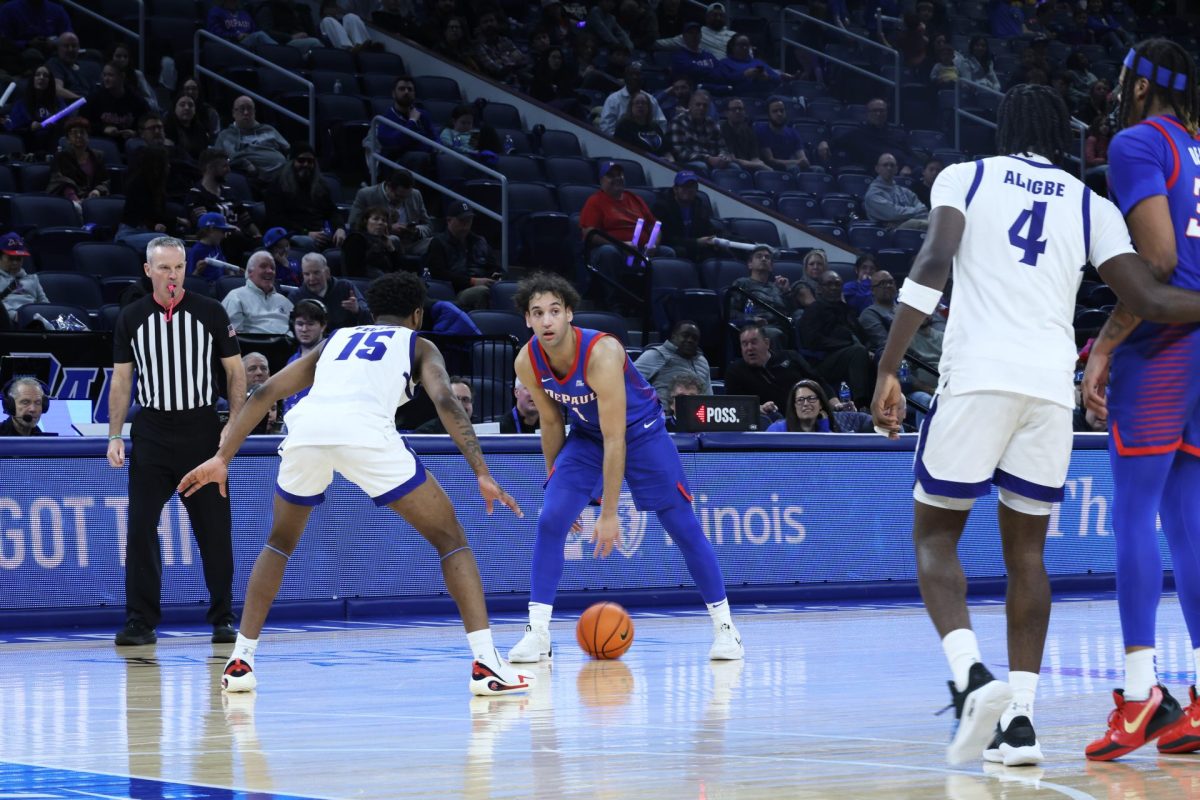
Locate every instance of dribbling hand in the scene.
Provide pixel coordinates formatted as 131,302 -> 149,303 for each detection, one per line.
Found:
872,372 -> 903,439
477,475 -> 523,517
178,456 -> 229,498
592,513 -> 620,559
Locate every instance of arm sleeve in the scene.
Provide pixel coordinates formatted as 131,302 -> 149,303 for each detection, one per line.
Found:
1087,192 -> 1137,267
928,160 -> 975,214
1107,126 -> 1168,217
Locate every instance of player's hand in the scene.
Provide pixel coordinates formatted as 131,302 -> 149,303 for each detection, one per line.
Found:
1082,353 -> 1110,422
178,456 -> 229,498
478,475 -> 523,517
592,512 -> 620,559
107,437 -> 125,468
872,372 -> 904,439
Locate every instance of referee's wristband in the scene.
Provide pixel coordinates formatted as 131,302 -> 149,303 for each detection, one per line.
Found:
108,434 -> 122,440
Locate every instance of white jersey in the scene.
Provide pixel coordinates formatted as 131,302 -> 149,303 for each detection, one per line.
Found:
282,324 -> 419,447
930,153 -> 1135,409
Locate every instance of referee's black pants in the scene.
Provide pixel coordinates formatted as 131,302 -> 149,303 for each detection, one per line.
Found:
125,406 -> 234,629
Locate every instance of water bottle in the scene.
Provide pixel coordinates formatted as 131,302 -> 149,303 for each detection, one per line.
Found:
898,359 -> 910,385
743,298 -> 755,317
422,266 -> 432,283
503,134 -> 515,154
323,220 -> 333,238
838,382 -> 851,404
333,79 -> 343,95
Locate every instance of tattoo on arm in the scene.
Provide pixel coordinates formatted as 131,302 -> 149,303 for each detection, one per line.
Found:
442,393 -> 486,475
1094,301 -> 1139,353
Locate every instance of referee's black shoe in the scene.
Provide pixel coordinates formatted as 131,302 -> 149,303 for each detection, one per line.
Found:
212,622 -> 238,644
115,619 -> 157,646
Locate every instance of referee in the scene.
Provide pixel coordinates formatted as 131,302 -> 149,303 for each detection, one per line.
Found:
107,236 -> 247,646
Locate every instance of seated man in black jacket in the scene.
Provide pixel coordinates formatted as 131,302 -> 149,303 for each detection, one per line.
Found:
426,202 -> 501,311
796,269 -> 873,407
650,171 -> 721,263
723,322 -> 820,416
291,252 -> 371,333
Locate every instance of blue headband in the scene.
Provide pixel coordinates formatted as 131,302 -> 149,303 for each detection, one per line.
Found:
1123,48 -> 1188,92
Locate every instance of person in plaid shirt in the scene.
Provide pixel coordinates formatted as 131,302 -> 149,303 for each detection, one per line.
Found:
669,90 -> 732,173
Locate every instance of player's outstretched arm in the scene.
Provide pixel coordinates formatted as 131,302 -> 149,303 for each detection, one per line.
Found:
588,337 -> 629,558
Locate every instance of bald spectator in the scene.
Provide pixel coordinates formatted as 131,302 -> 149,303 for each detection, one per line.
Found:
215,96 -> 289,182
46,31 -> 98,100
656,2 -> 735,58
221,251 -> 293,334
724,322 -> 819,416
833,98 -> 917,171
858,270 -> 897,353
670,90 -> 732,173
242,352 -> 270,388
634,319 -> 711,407
500,378 -> 540,433
864,152 -> 928,230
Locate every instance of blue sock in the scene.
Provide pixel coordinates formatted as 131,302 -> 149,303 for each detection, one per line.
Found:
1110,442 -> 1173,649
529,487 -> 592,606
1161,452 -> 1200,648
656,499 -> 728,605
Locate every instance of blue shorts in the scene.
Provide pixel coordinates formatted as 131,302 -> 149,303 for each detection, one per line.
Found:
1109,321 -> 1200,457
547,415 -> 691,511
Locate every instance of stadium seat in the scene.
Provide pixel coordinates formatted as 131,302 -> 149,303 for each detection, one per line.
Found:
29,229 -> 95,272
308,47 -> 356,73
517,211 -> 575,274
495,155 -> 545,183
16,302 -> 93,329
481,102 -> 521,129
471,339 -> 517,385
36,272 -> 104,309
413,75 -> 461,101
710,169 -> 754,194
80,196 -> 126,235
724,218 -> 781,248
698,258 -> 748,291
891,228 -> 927,253
818,194 -> 859,222
73,242 -> 143,278
793,171 -> 833,197
469,309 -> 530,344
847,224 -> 888,252
425,279 -> 457,302
539,130 -> 582,157
753,171 -> 795,197
603,159 -> 647,187
100,276 -> 140,305
545,157 -> 596,186
97,303 -> 122,331
572,311 -> 630,344
10,195 -> 81,230
775,193 -> 820,223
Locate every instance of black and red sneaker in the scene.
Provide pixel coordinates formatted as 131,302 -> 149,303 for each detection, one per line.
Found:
1085,685 -> 1181,761
1157,685 -> 1200,754
469,660 -> 533,697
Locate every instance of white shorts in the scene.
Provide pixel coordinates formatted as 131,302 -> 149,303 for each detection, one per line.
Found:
275,437 -> 426,507
914,387 -> 1072,503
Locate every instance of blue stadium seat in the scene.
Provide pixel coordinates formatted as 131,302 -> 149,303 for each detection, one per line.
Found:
36,272 -> 104,309
518,212 -> 576,275
847,224 -> 888,252
29,228 -> 94,272
481,102 -> 521,129
891,228 -> 927,254
469,310 -> 530,343
571,311 -> 630,344
818,193 -> 859,222
835,173 -> 873,198
426,279 -> 457,302
80,196 -> 126,234
710,169 -> 753,194
73,242 -> 143,278
793,171 -> 833,197
753,171 -> 795,197
17,302 -> 93,329
556,183 -> 598,214
804,220 -> 845,241
539,130 -> 582,157
489,280 -> 521,312
308,47 -> 356,73
775,192 -> 820,223
545,157 -> 596,186
698,258 -> 747,291
725,217 -> 781,248
495,155 -> 545,183
471,339 -> 516,386
495,128 -> 532,154
875,248 -> 913,275
737,191 -> 773,209
10,195 -> 80,230
413,75 -> 462,101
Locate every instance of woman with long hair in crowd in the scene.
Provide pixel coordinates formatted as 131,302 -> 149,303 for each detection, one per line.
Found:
165,91 -> 213,161
6,65 -> 65,154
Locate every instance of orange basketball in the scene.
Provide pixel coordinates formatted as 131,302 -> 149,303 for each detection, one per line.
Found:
576,602 -> 634,659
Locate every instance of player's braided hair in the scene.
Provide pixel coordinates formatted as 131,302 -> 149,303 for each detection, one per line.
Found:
366,271 -> 426,321
513,272 -> 581,313
995,84 -> 1072,164
1116,38 -> 1198,134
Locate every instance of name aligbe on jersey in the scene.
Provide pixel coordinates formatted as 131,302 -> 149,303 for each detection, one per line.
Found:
1003,170 -> 1066,197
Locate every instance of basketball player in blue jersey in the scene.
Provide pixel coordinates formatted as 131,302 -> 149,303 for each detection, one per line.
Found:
872,83 -> 1200,767
505,272 -> 743,663
178,272 -> 534,698
1081,38 -> 1200,760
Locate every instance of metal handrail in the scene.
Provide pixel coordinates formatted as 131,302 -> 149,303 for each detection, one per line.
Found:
953,77 -> 1088,179
367,116 -> 509,271
779,9 -> 901,125
62,0 -> 144,73
193,30 -> 315,148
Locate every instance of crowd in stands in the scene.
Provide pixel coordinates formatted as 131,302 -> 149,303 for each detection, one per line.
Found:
0,0 -> 1187,436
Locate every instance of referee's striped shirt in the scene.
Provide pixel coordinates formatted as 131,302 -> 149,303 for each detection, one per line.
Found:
113,292 -> 241,411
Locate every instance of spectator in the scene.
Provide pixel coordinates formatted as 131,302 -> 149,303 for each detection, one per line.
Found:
913,157 -> 943,209
343,205 -> 406,278
756,97 -> 818,173
421,0 -> 465,43
206,0 -> 278,49
668,22 -> 720,87
528,47 -> 585,116
1085,0 -> 1133,49
614,90 -> 672,159
188,212 -> 241,283
663,372 -> 706,432
656,2 -> 735,59
655,0 -> 695,40
908,313 -> 942,401
534,0 -> 580,49
670,90 -> 733,173
215,96 -> 290,182
349,168 -> 433,256
263,141 -> 345,252
960,36 -> 1000,92
472,10 -> 528,83
1085,118 -> 1112,183
117,146 -> 187,255
720,96 -> 769,172
6,64 -> 63,154
426,201 -> 499,310
317,1 -> 374,51
186,148 -> 259,263
988,0 -> 1029,38
858,269 -> 897,353
634,319 -> 711,407
1075,78 -> 1110,128
929,43 -> 962,87
833,97 -> 917,172
414,376 -> 474,433
766,379 -> 873,432
587,0 -> 633,50
842,252 -> 878,314
108,41 -> 157,110
1064,51 -> 1100,109
85,61 -> 148,141
262,227 -> 300,286
222,250 -> 294,334
293,252 -> 370,332
717,34 -> 785,95
651,170 -> 719,262
0,0 -> 71,57
254,0 -> 323,51
46,31 -> 97,100
1058,7 -> 1095,47
166,92 -> 213,162
657,75 -> 698,121
1007,45 -> 1050,89
879,12 -> 928,74
0,233 -> 46,326
369,76 -> 434,165
434,16 -> 480,71
725,322 -> 820,416
130,112 -> 196,197
179,77 -> 221,137
864,152 -> 928,230
47,116 -> 110,210
798,247 -> 827,295
242,351 -> 270,388
600,62 -> 667,136
438,103 -> 476,154
0,377 -> 48,436
728,245 -> 791,322
372,0 -> 416,35
796,270 -> 872,406
619,0 -> 660,52
281,298 -> 328,415
499,377 -> 539,433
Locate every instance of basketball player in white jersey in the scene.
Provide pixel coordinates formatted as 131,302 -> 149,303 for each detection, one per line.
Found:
179,272 -> 533,697
872,84 -> 1200,766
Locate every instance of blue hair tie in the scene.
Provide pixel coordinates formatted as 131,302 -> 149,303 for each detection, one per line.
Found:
1123,48 -> 1188,92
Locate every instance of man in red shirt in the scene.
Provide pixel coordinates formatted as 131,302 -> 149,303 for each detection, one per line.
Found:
579,161 -> 674,310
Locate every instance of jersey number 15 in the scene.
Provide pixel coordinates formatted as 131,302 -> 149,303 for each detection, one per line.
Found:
335,330 -> 395,361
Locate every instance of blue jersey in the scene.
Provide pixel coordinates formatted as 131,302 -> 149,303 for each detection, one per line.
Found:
527,327 -> 661,434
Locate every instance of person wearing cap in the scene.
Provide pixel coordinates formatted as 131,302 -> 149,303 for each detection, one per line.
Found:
652,170 -> 721,262
666,21 -> 720,87
669,89 -> 733,173
654,1 -> 735,59
188,213 -> 241,283
599,61 -> 667,136
262,227 -> 301,287
215,96 -> 290,182
263,142 -> 345,252
222,250 -> 294,335
426,201 -> 500,311
292,251 -> 370,333
348,167 -> 433,257
0,233 -> 47,328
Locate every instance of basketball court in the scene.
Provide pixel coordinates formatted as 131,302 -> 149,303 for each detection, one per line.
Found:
1,594 -> 1198,799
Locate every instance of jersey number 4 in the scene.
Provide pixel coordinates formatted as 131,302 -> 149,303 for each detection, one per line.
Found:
335,330 -> 395,361
1008,201 -> 1048,266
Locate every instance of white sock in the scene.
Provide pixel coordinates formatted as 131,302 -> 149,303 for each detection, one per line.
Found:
1125,649 -> 1156,701
231,633 -> 258,663
528,602 -> 552,629
707,598 -> 733,627
942,628 -> 982,692
466,628 -> 502,670
1001,671 -> 1039,728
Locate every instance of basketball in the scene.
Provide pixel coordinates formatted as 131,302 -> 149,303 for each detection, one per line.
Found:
576,602 -> 634,659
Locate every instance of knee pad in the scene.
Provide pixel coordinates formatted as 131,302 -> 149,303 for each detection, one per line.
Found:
913,483 -> 975,511
998,487 -> 1053,517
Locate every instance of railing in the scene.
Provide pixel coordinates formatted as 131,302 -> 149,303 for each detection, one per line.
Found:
779,9 -> 901,125
367,116 -> 509,271
953,78 -> 1088,179
63,0 -> 144,73
193,30 -> 316,148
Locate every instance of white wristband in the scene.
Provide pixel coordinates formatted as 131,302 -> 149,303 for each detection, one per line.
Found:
898,279 -> 942,316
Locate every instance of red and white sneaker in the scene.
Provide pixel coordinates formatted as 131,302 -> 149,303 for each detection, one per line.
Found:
470,660 -> 534,696
1085,685 -> 1181,761
221,657 -> 256,693
1158,685 -> 1200,754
